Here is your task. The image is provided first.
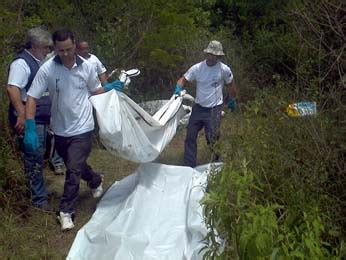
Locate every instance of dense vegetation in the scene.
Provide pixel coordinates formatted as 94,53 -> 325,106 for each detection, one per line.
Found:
0,0 -> 344,258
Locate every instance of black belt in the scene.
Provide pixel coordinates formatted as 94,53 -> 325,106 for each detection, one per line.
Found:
195,103 -> 222,110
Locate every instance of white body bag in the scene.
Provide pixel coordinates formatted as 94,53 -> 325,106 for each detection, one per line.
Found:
89,90 -> 191,163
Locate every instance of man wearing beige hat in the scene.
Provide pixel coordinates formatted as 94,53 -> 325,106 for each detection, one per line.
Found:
174,40 -> 238,167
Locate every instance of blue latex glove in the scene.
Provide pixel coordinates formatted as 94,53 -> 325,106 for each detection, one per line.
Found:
174,84 -> 182,95
103,80 -> 125,92
227,98 -> 237,112
23,119 -> 39,154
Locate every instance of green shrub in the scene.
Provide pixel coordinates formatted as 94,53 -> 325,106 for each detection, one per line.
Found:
203,88 -> 344,259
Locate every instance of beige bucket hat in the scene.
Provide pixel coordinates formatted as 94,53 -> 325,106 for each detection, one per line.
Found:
203,40 -> 225,56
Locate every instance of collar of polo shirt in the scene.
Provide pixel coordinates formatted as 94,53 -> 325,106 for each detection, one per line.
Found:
53,54 -> 84,66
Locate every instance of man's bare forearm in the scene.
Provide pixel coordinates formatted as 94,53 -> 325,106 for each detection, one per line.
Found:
228,81 -> 238,98
25,96 -> 37,120
6,85 -> 25,117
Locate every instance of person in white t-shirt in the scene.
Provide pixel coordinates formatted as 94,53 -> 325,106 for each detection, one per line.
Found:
76,41 -> 107,84
174,40 -> 238,167
23,29 -> 125,231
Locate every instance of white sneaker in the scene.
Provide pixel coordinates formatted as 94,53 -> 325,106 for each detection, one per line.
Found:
57,212 -> 74,231
91,181 -> 103,198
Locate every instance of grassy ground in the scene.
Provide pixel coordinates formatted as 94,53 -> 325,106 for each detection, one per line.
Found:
0,127 -> 213,259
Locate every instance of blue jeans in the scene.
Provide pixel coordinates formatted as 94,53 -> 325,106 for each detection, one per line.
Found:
20,123 -> 48,206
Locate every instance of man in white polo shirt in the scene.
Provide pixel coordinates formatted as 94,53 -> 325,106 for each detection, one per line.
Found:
76,41 -> 108,84
23,29 -> 124,231
174,40 -> 238,167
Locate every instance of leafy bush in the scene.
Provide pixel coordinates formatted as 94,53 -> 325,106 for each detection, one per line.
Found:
202,88 -> 344,258
0,99 -> 28,213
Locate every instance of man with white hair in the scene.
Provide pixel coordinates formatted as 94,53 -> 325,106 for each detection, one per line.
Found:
174,40 -> 238,167
6,27 -> 53,211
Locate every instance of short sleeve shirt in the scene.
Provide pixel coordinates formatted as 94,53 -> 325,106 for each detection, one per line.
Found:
184,60 -> 233,107
86,54 -> 106,76
27,55 -> 102,137
7,50 -> 41,102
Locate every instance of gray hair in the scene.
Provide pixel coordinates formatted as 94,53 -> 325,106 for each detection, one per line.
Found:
25,27 -> 52,48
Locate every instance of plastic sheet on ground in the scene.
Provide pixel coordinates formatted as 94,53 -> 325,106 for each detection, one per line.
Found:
67,162 -> 222,260
89,90 -> 191,163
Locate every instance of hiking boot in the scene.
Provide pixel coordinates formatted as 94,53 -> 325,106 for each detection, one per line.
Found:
57,211 -> 75,231
91,175 -> 104,198
54,165 -> 64,175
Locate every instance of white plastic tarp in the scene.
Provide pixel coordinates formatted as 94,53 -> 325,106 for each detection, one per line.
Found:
138,100 -> 192,126
67,163 -> 222,260
89,90 -> 190,163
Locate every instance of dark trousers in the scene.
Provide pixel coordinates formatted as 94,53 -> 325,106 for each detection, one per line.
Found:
184,103 -> 222,167
55,131 -> 101,214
